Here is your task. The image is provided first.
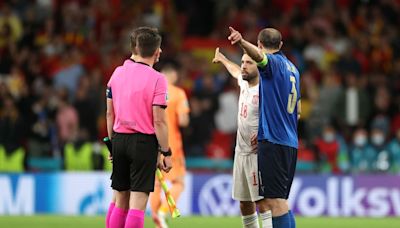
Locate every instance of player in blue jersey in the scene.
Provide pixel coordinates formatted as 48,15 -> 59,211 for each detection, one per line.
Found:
228,27 -> 301,228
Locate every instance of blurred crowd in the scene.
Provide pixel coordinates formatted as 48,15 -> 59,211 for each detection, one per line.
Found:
0,0 -> 399,173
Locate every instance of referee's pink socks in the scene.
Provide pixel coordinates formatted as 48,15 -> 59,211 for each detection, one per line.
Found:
124,209 -> 145,228
109,206 -> 128,228
106,202 -> 115,228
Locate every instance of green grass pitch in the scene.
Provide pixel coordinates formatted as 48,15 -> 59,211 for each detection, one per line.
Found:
0,216 -> 399,228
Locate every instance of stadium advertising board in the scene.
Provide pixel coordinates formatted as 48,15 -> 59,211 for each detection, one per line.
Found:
289,175 -> 400,217
0,173 -> 399,217
0,173 -> 113,215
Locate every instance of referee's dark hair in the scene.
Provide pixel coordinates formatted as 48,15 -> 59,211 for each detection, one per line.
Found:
130,29 -> 139,55
258,28 -> 282,50
132,27 -> 162,58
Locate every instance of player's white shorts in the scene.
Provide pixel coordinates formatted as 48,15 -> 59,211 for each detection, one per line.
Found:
232,152 -> 263,202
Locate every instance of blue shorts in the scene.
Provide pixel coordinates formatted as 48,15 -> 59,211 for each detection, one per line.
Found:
258,140 -> 297,199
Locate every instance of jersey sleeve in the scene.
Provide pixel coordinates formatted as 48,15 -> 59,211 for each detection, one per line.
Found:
106,69 -> 117,99
257,54 -> 269,68
177,89 -> 190,114
106,87 -> 112,99
297,75 -> 301,100
153,76 -> 168,108
237,73 -> 244,87
257,53 -> 277,78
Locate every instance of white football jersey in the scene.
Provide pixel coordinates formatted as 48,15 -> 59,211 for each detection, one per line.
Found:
235,74 -> 259,155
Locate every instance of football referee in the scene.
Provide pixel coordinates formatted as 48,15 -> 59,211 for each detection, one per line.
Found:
106,27 -> 172,228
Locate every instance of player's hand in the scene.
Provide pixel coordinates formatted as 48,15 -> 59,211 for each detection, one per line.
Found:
212,47 -> 226,63
108,154 -> 113,162
251,133 -> 258,151
159,156 -> 172,173
228,27 -> 242,45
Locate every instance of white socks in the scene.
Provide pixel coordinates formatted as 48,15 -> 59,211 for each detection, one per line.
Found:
260,210 -> 273,228
242,210 -> 273,228
242,212 -> 260,228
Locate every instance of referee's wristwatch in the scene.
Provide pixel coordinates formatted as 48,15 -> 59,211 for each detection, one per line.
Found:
159,147 -> 172,157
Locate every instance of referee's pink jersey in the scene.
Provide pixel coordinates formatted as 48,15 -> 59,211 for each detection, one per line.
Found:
107,59 -> 168,134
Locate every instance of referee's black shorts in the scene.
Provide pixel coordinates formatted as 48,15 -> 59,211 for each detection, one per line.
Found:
111,132 -> 158,192
258,140 -> 297,199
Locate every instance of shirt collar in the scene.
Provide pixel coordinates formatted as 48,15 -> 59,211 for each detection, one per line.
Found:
126,58 -> 150,67
274,50 -> 284,56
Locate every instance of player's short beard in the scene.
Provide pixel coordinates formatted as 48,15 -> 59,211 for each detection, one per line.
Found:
243,72 -> 257,83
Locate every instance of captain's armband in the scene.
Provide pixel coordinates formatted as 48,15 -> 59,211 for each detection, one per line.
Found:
257,55 -> 268,68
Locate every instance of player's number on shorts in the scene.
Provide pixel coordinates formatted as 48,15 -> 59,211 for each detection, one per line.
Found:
287,76 -> 297,114
252,172 -> 257,186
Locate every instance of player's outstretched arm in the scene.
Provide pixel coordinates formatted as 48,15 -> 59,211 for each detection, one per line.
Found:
212,47 -> 241,79
228,27 -> 264,63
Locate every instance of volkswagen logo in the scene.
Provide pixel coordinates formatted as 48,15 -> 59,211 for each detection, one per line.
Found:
198,175 -> 239,216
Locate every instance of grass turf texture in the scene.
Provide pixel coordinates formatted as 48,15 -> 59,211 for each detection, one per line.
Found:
0,216 -> 399,228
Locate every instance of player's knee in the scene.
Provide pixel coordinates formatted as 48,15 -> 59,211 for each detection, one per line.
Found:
240,201 -> 254,208
115,191 -> 130,209
264,198 -> 288,215
111,192 -> 117,203
256,199 -> 271,212
173,178 -> 185,189
267,198 -> 284,206
258,198 -> 285,211
129,192 -> 150,210
240,201 -> 256,215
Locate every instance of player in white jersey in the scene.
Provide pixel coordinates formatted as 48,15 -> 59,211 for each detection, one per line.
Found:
213,48 -> 262,228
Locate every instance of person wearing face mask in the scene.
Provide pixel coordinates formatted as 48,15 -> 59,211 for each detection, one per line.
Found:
349,128 -> 374,173
365,124 -> 390,172
314,124 -> 341,173
388,128 -> 400,173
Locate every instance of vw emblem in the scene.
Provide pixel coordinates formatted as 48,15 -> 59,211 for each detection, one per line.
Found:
198,175 -> 239,216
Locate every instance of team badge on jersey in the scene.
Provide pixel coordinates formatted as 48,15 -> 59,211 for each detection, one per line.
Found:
252,95 -> 259,105
106,87 -> 112,98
